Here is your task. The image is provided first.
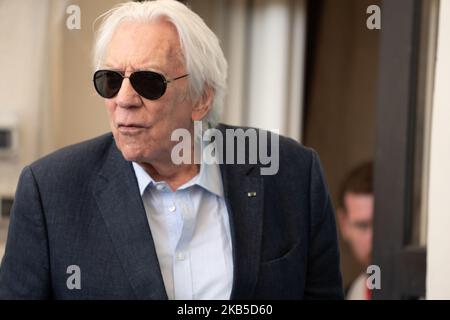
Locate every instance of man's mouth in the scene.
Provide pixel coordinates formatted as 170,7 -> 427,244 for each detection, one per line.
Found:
117,123 -> 149,135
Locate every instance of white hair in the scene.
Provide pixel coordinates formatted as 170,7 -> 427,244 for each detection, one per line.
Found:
93,0 -> 228,127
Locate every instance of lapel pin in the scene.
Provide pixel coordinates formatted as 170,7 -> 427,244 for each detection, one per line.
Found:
247,191 -> 257,198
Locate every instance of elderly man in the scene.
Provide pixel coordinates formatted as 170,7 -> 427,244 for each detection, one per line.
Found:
0,0 -> 342,299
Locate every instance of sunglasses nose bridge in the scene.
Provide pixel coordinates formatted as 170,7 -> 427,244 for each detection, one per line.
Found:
115,76 -> 141,107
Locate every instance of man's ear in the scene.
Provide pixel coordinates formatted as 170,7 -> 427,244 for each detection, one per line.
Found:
192,85 -> 214,121
337,208 -> 349,240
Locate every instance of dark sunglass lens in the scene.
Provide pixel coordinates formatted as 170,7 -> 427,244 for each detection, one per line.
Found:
131,71 -> 166,100
93,70 -> 123,98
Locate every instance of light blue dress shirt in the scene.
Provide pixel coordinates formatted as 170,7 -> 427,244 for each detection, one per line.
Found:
132,160 -> 233,300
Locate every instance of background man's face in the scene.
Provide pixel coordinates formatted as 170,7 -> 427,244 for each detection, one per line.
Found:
103,20 -> 193,165
339,193 -> 374,268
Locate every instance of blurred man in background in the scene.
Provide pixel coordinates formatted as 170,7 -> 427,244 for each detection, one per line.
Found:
337,162 -> 374,300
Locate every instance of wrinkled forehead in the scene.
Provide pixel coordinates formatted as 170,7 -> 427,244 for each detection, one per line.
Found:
104,19 -> 185,72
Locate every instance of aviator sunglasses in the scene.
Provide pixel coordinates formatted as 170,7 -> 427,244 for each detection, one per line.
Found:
93,69 -> 189,100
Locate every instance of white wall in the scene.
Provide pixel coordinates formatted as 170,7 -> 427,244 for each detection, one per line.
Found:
0,0 -> 120,260
426,0 -> 450,300
189,0 -> 307,141
247,0 -> 306,139
0,0 -> 50,198
0,0 -> 122,200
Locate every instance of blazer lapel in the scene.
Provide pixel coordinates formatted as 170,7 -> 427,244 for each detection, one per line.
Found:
217,124 -> 265,300
92,140 -> 167,300
221,162 -> 264,300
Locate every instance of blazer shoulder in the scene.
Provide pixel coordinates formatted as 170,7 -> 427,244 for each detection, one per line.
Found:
217,123 -> 317,161
217,122 -> 315,165
278,133 -> 315,163
28,133 -> 114,179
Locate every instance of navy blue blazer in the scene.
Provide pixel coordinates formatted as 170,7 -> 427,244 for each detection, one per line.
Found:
0,124 -> 343,299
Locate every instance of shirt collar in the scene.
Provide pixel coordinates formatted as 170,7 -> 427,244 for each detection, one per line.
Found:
132,157 -> 224,198
132,161 -> 155,196
191,160 -> 224,197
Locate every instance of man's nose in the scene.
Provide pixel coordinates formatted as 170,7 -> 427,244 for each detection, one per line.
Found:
115,78 -> 142,108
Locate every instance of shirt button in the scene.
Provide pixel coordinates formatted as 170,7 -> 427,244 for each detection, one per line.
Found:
176,252 -> 185,261
156,184 -> 165,191
168,205 -> 176,212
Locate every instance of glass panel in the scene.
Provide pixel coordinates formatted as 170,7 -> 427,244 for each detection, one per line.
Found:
0,218 -> 8,260
410,0 -> 439,246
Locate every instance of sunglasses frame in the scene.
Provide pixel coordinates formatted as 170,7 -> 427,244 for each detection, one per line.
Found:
93,69 -> 189,100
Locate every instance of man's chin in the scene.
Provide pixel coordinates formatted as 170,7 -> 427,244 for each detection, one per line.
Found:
118,146 -> 148,163
121,152 -> 139,163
